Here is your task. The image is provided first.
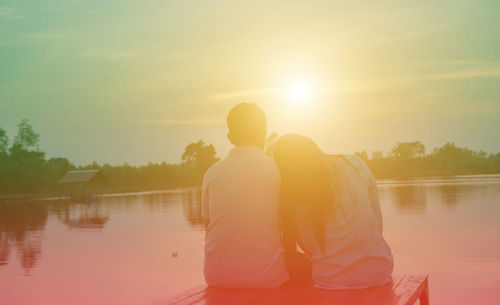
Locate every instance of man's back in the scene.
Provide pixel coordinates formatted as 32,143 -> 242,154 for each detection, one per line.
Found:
201,146 -> 289,288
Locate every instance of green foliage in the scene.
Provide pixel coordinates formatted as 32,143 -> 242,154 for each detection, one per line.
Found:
0,125 -> 219,196
92,162 -> 201,192
0,128 -> 8,154
391,141 -> 425,159
0,120 -> 46,194
365,141 -> 500,178
181,140 -> 219,175
45,157 -> 75,186
13,119 -> 40,151
1,121 -> 500,197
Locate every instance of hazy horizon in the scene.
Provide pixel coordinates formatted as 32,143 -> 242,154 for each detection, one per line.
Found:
1,0 -> 499,165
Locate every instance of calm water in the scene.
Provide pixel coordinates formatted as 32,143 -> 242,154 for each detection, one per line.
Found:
1,175 -> 500,305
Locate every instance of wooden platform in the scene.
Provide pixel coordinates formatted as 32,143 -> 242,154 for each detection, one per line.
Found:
156,275 -> 429,305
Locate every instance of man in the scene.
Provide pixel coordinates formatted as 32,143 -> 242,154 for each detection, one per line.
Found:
201,103 -> 289,288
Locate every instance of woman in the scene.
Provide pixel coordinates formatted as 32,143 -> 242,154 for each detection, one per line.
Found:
274,134 -> 393,289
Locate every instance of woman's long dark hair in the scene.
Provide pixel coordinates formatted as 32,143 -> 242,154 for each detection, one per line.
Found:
274,134 -> 343,251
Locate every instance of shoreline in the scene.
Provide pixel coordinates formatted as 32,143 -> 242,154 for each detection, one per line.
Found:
2,173 -> 500,203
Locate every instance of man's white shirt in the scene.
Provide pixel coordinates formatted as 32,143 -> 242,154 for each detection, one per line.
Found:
201,146 -> 289,288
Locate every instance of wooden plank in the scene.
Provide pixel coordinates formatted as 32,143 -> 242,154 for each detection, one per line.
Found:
154,285 -> 206,305
370,275 -> 428,305
286,276 -> 403,305
308,278 -> 400,305
390,275 -> 428,305
157,275 -> 428,305
418,276 -> 429,305
201,287 -> 275,305
253,283 -> 315,305
195,283 -> 315,305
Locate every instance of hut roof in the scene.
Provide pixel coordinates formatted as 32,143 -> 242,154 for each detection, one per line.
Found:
58,170 -> 101,184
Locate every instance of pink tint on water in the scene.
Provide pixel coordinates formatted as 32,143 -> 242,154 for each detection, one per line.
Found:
0,192 -> 205,305
0,176 -> 500,305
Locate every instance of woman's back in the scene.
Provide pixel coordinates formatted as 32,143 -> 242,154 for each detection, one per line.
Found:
295,154 -> 393,289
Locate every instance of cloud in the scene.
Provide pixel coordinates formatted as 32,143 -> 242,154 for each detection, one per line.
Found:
25,32 -> 66,40
63,117 -> 222,125
408,59 -> 493,67
0,6 -> 12,16
422,67 -> 500,80
132,119 -> 223,125
210,87 -> 282,100
209,80 -> 412,100
78,50 -> 135,59
206,58 -> 500,104
398,59 -> 500,80
0,6 -> 20,19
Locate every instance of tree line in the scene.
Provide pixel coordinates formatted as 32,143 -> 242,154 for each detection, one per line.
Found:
0,120 -> 218,196
0,120 -> 499,196
355,141 -> 500,178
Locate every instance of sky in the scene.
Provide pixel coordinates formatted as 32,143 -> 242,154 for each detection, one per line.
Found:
1,0 -> 499,165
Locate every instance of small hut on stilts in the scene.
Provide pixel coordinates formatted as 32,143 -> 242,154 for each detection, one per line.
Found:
58,170 -> 104,202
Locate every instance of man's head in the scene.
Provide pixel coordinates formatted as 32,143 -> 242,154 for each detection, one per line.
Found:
226,103 -> 267,149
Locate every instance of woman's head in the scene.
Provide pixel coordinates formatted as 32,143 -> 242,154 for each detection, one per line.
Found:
274,134 -> 328,188
274,134 -> 339,250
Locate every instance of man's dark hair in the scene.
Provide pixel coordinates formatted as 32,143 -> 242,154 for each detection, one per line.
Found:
226,103 -> 267,148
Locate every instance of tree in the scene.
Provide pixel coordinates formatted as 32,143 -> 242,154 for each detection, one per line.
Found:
182,140 -> 219,174
13,119 -> 40,151
0,128 -> 8,154
391,141 -> 425,159
4,120 -> 45,193
45,157 -> 75,182
0,128 -> 9,193
372,151 -> 384,159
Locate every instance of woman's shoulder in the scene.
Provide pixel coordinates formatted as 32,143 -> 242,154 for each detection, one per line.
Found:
326,154 -> 373,178
326,154 -> 364,167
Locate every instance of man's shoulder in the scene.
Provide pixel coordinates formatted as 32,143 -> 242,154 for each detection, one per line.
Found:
203,158 -> 225,183
204,153 -> 279,180
247,153 -> 281,173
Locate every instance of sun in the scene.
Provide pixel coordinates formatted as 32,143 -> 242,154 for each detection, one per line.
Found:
285,79 -> 314,107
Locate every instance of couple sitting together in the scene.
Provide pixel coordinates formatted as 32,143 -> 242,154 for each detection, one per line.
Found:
201,103 -> 393,290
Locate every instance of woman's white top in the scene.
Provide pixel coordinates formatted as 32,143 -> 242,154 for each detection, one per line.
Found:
295,154 -> 394,289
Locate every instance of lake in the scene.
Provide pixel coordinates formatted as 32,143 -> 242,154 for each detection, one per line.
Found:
1,175 -> 499,305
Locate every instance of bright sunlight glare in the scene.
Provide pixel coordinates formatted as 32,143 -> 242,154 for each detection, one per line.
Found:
285,79 -> 315,107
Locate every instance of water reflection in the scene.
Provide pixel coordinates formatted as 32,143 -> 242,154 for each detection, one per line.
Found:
438,184 -> 460,210
58,203 -> 110,230
0,199 -> 112,271
0,201 -> 48,272
181,190 -> 204,229
142,191 -> 181,212
393,185 -> 427,213
1,177 -> 499,305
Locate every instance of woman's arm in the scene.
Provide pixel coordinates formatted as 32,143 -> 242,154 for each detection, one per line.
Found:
351,154 -> 384,233
282,210 -> 299,261
368,174 -> 383,233
281,197 -> 312,282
